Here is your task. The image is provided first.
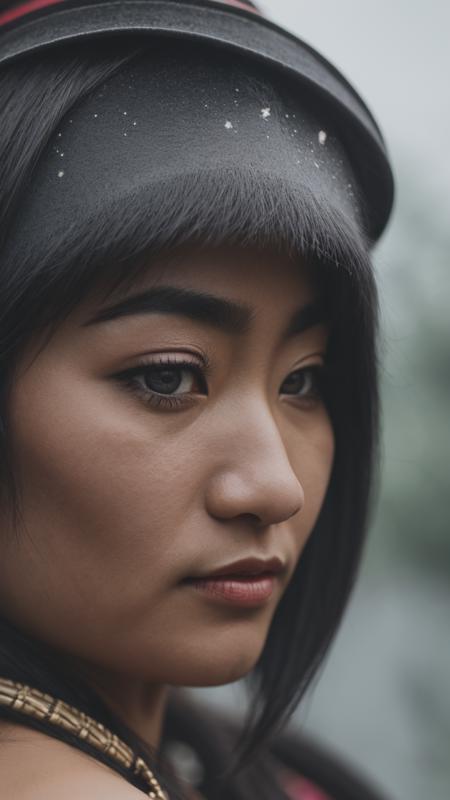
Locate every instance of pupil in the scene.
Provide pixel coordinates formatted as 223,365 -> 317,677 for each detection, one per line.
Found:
284,372 -> 305,393
145,367 -> 181,394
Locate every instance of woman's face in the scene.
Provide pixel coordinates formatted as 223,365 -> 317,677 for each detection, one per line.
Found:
0,245 -> 334,688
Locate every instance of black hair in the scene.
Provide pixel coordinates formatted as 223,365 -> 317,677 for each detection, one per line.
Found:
0,35 -> 380,800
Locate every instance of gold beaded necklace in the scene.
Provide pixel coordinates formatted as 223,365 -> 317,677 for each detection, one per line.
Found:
0,677 -> 169,799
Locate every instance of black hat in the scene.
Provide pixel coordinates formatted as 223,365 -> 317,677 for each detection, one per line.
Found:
0,0 -> 394,242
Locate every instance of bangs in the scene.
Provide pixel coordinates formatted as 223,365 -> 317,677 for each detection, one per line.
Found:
2,165 -> 372,351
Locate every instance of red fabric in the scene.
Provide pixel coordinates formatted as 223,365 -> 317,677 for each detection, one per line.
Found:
282,773 -> 333,800
211,0 -> 260,13
0,0 -> 260,27
0,0 -> 64,26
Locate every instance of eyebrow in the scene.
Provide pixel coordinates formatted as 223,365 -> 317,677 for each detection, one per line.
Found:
83,285 -> 325,339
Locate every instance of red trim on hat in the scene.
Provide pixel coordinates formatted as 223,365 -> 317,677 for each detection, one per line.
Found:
0,0 -> 65,26
212,0 -> 260,12
0,0 -> 260,27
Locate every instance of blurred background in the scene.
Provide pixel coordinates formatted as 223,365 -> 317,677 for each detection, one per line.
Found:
191,2 -> 450,799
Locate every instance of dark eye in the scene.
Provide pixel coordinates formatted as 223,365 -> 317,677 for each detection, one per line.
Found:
140,364 -> 198,395
114,356 -> 209,411
281,366 -> 323,402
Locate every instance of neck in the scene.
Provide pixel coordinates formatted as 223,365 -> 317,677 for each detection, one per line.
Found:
68,657 -> 169,752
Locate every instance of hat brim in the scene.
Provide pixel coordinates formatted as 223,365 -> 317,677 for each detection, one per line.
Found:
0,0 -> 394,240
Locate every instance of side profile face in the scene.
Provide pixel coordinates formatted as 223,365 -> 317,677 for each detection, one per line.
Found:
0,245 -> 334,694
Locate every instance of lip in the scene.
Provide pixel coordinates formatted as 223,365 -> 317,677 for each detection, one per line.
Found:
183,556 -> 286,608
187,575 -> 276,607
190,556 -> 286,580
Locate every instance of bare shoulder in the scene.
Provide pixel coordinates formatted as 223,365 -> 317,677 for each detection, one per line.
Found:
0,721 -> 146,799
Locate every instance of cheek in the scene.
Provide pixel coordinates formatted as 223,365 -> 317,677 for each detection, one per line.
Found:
291,411 -> 335,549
4,365 -> 203,609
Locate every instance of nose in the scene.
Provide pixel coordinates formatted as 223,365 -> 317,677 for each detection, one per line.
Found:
204,406 -> 305,528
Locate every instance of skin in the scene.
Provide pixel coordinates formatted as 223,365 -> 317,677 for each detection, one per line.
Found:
0,245 -> 334,797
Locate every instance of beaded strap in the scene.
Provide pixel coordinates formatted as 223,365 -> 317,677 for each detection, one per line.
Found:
0,677 -> 168,799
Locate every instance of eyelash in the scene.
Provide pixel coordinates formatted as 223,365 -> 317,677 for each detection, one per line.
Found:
114,354 -> 326,412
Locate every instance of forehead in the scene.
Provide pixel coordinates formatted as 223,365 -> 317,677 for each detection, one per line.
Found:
81,244 -> 317,325
19,245 -> 324,373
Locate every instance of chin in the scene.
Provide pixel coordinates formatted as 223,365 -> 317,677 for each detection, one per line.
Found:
164,627 -> 268,688
175,658 -> 259,688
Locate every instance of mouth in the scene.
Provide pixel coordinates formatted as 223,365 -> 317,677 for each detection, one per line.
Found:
183,556 -> 286,608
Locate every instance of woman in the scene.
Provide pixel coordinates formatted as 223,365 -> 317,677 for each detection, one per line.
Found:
0,1 -> 394,798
